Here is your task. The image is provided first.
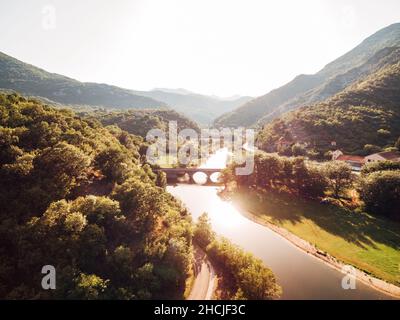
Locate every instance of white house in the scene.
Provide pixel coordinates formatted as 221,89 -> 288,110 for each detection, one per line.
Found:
332,150 -> 365,171
331,150 -> 343,160
364,151 -> 400,163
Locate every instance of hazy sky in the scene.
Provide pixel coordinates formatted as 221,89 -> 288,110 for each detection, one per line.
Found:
1,0 -> 399,97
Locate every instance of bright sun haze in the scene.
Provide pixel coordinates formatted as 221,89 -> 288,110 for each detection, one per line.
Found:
0,0 -> 400,97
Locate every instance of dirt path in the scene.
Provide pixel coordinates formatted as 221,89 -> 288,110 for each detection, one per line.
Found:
187,246 -> 216,300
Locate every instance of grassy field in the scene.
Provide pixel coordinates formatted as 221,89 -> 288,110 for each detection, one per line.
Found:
232,189 -> 400,285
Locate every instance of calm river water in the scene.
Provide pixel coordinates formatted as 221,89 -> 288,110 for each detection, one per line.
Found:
167,149 -> 390,299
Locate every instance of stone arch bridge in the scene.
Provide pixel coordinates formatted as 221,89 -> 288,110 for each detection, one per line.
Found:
156,168 -> 223,184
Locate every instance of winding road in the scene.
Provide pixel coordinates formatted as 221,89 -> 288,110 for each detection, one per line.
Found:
187,246 -> 216,300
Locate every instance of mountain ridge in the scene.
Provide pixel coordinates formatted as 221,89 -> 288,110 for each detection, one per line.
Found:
256,45 -> 400,125
257,51 -> 400,155
214,23 -> 400,128
0,51 -> 251,126
0,51 -> 166,109
133,89 -> 252,125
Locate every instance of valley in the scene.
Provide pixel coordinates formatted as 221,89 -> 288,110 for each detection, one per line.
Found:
1,9 -> 400,301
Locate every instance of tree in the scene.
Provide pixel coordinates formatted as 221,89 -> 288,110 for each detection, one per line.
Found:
291,143 -> 306,156
31,142 -> 91,211
194,213 -> 215,248
323,161 -> 354,198
111,176 -> 167,235
95,147 -> 131,182
363,144 -> 382,155
219,166 -> 235,188
359,170 -> 400,220
361,160 -> 400,175
254,153 -> 284,189
206,238 -> 281,300
71,273 -> 109,299
155,171 -> 167,188
298,165 -> 328,198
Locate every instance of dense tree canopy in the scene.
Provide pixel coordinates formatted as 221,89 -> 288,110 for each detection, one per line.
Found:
221,152 -> 329,199
0,93 -> 193,299
86,109 -> 200,138
222,149 -> 400,221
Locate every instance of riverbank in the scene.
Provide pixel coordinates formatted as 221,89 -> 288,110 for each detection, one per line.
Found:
230,190 -> 400,299
169,184 -> 391,299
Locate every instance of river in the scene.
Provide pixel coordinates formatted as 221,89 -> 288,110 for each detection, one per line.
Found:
167,149 -> 390,299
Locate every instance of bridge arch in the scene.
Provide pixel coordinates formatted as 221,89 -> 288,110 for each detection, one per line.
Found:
156,168 -> 222,185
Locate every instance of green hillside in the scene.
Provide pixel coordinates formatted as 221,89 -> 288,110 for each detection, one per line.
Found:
87,109 -> 201,138
0,93 -> 193,299
0,52 -> 165,109
214,23 -> 400,128
257,46 -> 400,126
257,60 -> 400,155
0,52 -> 252,126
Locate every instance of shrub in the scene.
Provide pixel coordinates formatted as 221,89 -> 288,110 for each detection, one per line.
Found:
359,170 -> 400,220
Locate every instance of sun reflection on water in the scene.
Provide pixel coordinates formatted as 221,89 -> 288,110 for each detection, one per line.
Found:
206,193 -> 244,229
200,148 -> 230,169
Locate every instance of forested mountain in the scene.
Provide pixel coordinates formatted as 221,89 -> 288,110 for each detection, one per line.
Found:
134,89 -> 252,126
0,52 -> 166,109
87,109 -> 201,138
0,93 -> 193,299
257,58 -> 400,155
257,46 -> 400,126
214,23 -> 400,128
0,52 -> 251,126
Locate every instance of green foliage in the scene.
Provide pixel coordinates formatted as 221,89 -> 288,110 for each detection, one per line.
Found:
361,160 -> 400,175
193,213 -> 215,248
291,143 -> 307,156
258,61 -> 400,155
359,170 -> 400,220
192,213 -> 280,300
363,144 -> 382,155
72,273 -> 109,300
215,27 -> 400,128
0,52 -> 164,109
155,171 -> 167,188
206,238 -> 281,300
89,109 -> 200,138
94,147 -> 131,182
322,161 -> 354,198
0,93 -> 193,299
222,152 -> 328,199
377,128 -> 391,138
0,51 -> 252,126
